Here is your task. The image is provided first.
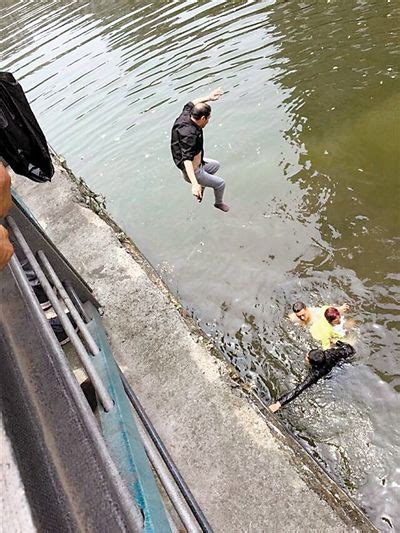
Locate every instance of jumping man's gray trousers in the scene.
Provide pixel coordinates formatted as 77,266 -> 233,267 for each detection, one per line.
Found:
183,159 -> 225,204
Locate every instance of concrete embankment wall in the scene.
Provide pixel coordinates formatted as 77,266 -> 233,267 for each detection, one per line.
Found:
12,159 -> 375,532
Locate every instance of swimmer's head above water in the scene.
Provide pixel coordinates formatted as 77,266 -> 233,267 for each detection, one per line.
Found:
324,306 -> 341,326
292,301 -> 312,324
306,348 -> 325,367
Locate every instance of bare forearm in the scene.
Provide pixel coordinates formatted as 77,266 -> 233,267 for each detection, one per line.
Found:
0,163 -> 12,218
192,95 -> 212,105
0,225 -> 14,270
183,161 -> 202,200
191,87 -> 223,105
183,160 -> 198,185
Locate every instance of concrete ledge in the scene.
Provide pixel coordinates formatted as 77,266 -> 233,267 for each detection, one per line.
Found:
12,159 -> 376,532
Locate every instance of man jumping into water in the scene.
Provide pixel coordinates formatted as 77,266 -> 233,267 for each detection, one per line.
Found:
170,87 -> 229,212
268,341 -> 355,412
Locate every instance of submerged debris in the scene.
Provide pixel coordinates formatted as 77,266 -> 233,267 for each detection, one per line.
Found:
58,153 -> 106,214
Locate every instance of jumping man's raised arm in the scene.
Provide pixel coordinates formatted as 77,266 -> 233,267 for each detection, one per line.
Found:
191,87 -> 224,105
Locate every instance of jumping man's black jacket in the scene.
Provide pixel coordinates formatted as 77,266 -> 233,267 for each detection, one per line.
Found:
170,102 -> 204,170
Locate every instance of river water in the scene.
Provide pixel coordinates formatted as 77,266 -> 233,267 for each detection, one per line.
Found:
1,0 -> 399,529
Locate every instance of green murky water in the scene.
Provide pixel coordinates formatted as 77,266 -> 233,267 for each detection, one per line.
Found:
1,1 -> 399,528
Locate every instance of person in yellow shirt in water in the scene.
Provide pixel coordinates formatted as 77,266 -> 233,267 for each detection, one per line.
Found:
310,306 -> 346,350
290,301 -> 354,349
289,301 -> 349,328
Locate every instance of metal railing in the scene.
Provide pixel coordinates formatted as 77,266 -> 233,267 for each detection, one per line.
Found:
4,244 -> 144,532
7,216 -> 114,412
5,210 -> 213,533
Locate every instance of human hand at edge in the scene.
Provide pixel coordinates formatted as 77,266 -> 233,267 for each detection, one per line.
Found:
192,183 -> 202,201
269,401 -> 281,413
208,87 -> 224,101
0,164 -> 12,217
339,303 -> 350,313
0,225 -> 14,270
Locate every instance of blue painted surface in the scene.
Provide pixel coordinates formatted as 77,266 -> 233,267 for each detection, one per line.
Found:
85,302 -> 171,533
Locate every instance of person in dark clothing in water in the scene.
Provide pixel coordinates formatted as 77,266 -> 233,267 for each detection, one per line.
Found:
269,341 -> 355,412
170,87 -> 230,212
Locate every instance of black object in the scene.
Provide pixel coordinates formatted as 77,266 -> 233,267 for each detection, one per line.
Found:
49,313 -> 78,345
0,71 -> 54,182
32,283 -> 51,310
277,341 -> 355,407
171,101 -> 205,170
81,378 -> 98,412
21,259 -> 52,309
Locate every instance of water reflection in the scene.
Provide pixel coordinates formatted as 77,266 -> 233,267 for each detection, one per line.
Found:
1,0 -> 399,528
